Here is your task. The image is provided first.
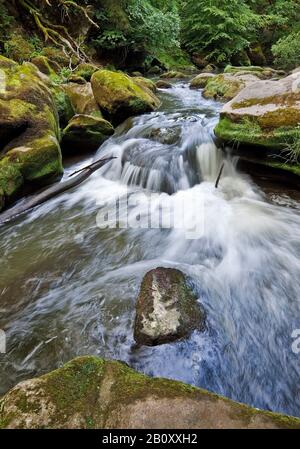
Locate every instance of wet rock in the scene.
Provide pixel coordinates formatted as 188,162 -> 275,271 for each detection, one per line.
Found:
134,267 -> 205,346
132,76 -> 157,93
149,127 -> 181,145
62,114 -> 114,153
190,73 -> 215,89
64,82 -> 101,117
160,71 -> 187,79
91,70 -> 160,126
215,73 -> 300,151
204,73 -> 260,101
1,356 -> 300,429
0,56 -> 63,211
156,80 -> 172,89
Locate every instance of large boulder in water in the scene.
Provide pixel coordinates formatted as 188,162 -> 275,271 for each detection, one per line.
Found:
190,73 -> 216,89
62,114 -> 114,153
0,56 -> 63,211
215,73 -> 300,151
203,73 -> 260,101
134,267 -> 205,346
1,356 -> 300,429
91,70 -> 160,125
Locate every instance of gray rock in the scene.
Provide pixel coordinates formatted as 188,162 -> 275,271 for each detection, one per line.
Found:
134,267 -> 205,346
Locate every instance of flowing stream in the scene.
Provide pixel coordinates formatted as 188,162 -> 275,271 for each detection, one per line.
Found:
0,82 -> 300,417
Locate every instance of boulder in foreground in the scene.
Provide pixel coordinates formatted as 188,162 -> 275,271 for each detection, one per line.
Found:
1,356 -> 300,429
134,267 -> 205,346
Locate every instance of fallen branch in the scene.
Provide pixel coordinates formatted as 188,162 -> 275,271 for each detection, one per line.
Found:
215,163 -> 225,189
0,157 -> 115,225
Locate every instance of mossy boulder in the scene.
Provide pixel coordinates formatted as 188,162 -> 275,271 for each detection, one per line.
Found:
190,73 -> 216,89
224,65 -> 285,79
31,56 -> 60,77
215,73 -> 300,151
73,63 -> 99,82
132,77 -> 157,93
156,80 -> 172,89
51,85 -> 75,128
204,73 -> 260,101
67,75 -> 87,85
62,114 -> 114,153
134,268 -> 205,346
63,82 -> 101,117
91,70 -> 161,125
1,356 -> 300,429
160,71 -> 187,79
0,56 -> 63,210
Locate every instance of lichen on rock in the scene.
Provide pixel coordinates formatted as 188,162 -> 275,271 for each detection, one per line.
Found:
134,267 -> 205,346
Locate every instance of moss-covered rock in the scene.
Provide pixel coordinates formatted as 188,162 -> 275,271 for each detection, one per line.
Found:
73,63 -> 99,81
51,85 -> 75,128
224,65 -> 285,79
0,56 -> 63,210
160,71 -> 187,79
1,356 -> 300,429
215,74 -> 300,150
91,70 -> 161,125
190,73 -> 216,89
156,80 -> 172,89
204,73 -> 260,101
132,77 -> 157,93
64,82 -> 102,117
31,56 -> 60,77
134,267 -> 205,346
62,114 -> 114,153
67,75 -> 87,85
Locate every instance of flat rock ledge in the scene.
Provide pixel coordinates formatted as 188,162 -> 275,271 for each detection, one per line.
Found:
134,267 -> 205,346
1,356 -> 299,429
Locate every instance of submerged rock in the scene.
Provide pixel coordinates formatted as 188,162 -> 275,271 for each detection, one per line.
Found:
190,73 -> 215,89
62,114 -> 114,153
215,73 -> 300,150
134,267 -> 205,346
204,73 -> 260,101
0,56 -> 63,211
91,70 -> 160,125
1,356 -> 300,429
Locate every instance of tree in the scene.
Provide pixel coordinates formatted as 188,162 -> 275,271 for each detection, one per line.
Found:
180,0 -> 259,64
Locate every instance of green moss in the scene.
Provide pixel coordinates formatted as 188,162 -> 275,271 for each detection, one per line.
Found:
215,116 -> 299,150
204,74 -> 244,101
4,33 -> 35,63
91,69 -> 160,125
0,156 -> 23,199
224,65 -> 266,74
73,63 -> 99,81
51,86 -> 75,128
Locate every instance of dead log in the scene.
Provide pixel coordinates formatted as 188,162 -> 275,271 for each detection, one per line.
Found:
215,163 -> 225,189
0,157 -> 115,225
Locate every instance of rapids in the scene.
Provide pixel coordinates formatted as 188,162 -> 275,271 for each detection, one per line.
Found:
0,82 -> 299,417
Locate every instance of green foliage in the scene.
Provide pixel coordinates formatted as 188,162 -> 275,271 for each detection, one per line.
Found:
91,0 -> 180,54
180,0 -> 260,64
281,125 -> 300,164
272,31 -> 300,69
0,3 -> 13,43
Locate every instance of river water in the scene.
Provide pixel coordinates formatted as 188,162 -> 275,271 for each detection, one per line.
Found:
0,82 -> 300,417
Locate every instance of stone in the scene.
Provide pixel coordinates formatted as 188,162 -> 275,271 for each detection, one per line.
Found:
73,63 -> 100,81
190,73 -> 216,89
215,73 -> 300,150
62,114 -> 114,153
156,80 -> 172,89
0,56 -> 63,211
204,73 -> 260,101
64,82 -> 101,117
160,71 -> 187,79
134,267 -> 205,346
31,56 -> 60,76
91,70 -> 161,125
1,356 -> 300,429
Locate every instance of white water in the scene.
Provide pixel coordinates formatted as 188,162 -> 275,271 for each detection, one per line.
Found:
0,83 -> 299,417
